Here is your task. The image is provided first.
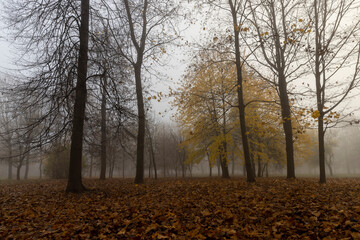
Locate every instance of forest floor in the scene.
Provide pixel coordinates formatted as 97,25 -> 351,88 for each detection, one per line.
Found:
1,177 -> 360,239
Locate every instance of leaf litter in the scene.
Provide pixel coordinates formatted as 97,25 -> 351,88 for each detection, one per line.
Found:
1,178 -> 360,239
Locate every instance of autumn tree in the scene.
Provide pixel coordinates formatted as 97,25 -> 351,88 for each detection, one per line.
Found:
173,51 -> 238,178
244,0 -> 312,179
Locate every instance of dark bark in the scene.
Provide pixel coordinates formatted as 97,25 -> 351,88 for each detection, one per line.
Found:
100,75 -> 107,180
39,157 -> 43,179
123,0 -> 148,184
24,153 -> 30,180
220,146 -> 230,178
134,66 -> 146,184
207,152 -> 212,177
16,165 -> 21,180
66,0 -> 90,193
229,0 -> 255,183
278,73 -> 295,179
257,155 -> 261,177
314,0 -> 325,183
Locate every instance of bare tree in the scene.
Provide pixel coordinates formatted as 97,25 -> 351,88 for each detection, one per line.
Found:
100,0 -> 180,183
66,0 -> 90,192
307,0 -> 360,183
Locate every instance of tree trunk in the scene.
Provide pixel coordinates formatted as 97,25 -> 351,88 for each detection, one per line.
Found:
207,152 -> 212,177
278,73 -> 295,179
89,156 -> 93,178
220,144 -> 230,178
24,153 -> 30,180
314,0 -> 327,184
39,157 -> 43,179
231,151 -> 235,177
257,155 -> 261,177
318,116 -> 326,183
122,150 -> 125,179
134,64 -> 146,184
100,75 -> 107,180
151,145 -> 157,180
16,165 -> 21,180
229,0 -> 255,183
217,159 -> 221,177
66,0 -> 90,193
326,158 -> 333,176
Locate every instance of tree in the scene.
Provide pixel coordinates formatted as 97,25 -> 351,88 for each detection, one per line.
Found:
101,0 -> 180,184
66,0 -> 90,192
306,0 -> 360,183
246,0 -> 311,179
227,0 -> 256,182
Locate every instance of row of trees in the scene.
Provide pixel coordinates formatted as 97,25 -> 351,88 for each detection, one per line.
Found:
0,0 -> 182,191
0,0 -> 359,190
173,0 -> 360,183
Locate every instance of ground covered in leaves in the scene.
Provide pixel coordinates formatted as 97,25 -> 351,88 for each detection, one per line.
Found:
2,178 -> 360,239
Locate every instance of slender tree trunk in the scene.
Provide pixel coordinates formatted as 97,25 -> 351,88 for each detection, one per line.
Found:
148,150 -> 152,178
257,155 -> 261,178
207,152 -> 212,177
313,0 -> 327,183
122,150 -> 125,179
326,157 -> 333,176
39,157 -> 43,179
100,75 -> 107,180
8,147 -> 12,180
266,163 -> 269,177
66,0 -> 90,193
16,165 -> 21,180
89,156 -> 93,178
231,151 -> 235,177
134,64 -> 146,184
217,159 -> 221,177
151,145 -> 157,180
24,153 -> 30,180
318,117 -> 326,183
229,0 -> 255,183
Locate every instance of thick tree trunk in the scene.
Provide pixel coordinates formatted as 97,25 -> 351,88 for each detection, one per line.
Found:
278,74 -> 295,179
229,0 -> 255,183
100,75 -> 107,180
134,65 -> 146,184
66,0 -> 90,193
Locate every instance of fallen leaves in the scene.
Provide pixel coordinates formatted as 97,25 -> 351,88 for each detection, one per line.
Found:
2,178 -> 360,239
